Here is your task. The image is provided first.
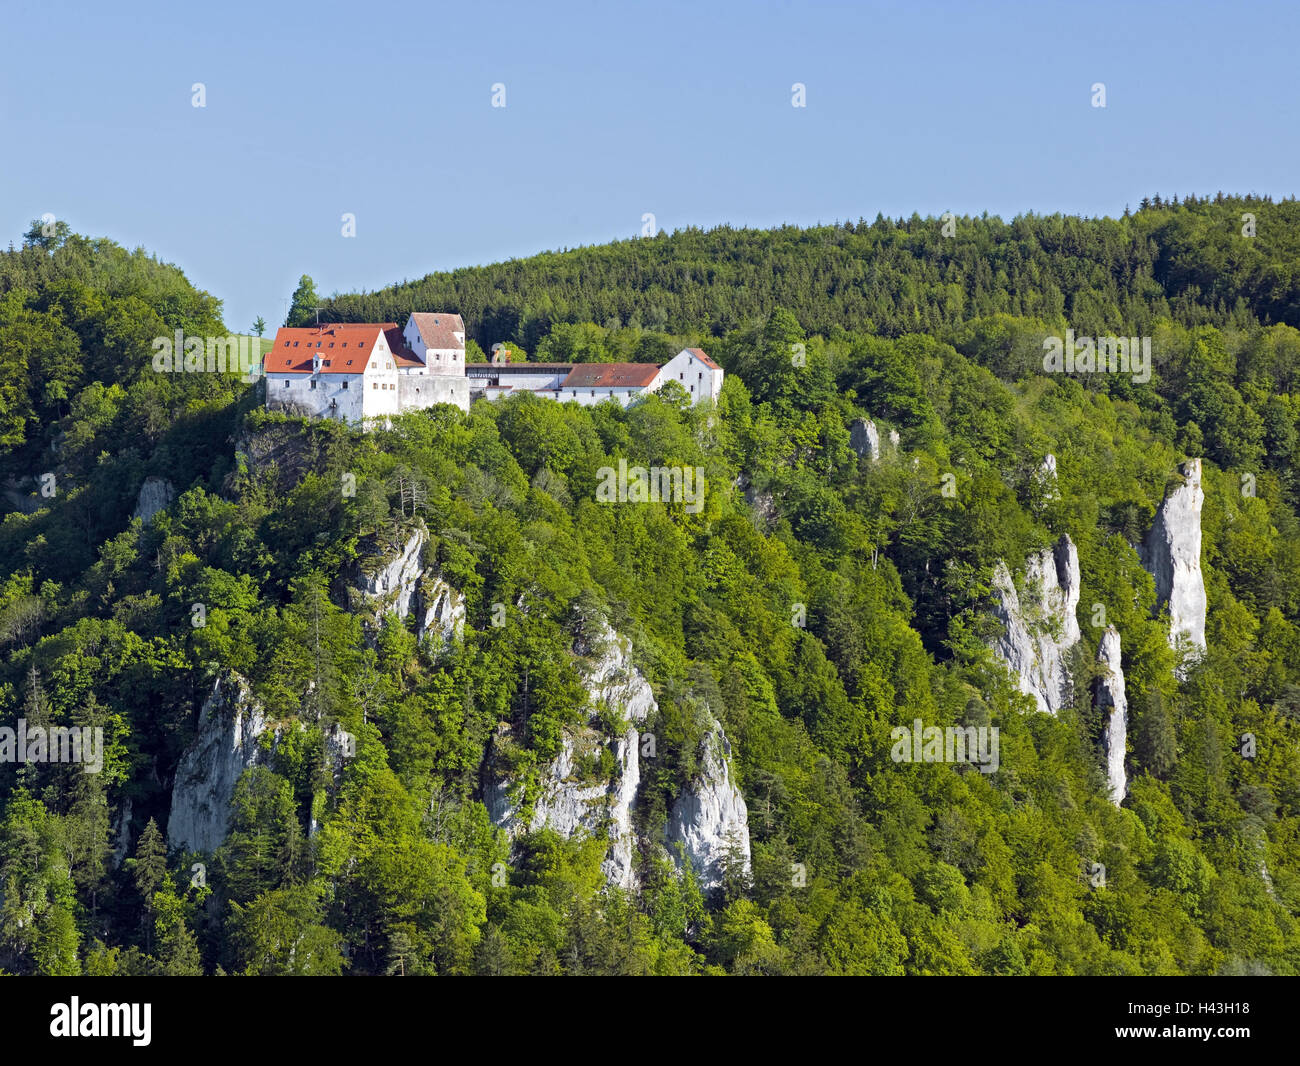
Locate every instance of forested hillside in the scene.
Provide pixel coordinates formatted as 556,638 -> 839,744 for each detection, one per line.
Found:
1,200 -> 1299,976
322,194 -> 1300,354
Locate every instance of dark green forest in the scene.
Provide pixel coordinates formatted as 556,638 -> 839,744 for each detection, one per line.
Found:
1,198 -> 1299,975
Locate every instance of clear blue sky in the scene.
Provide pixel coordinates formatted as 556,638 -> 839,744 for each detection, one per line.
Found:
3,0 -> 1296,331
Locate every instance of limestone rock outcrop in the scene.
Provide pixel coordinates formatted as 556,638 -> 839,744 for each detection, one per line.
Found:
991,534 -> 1082,714
665,717 -> 752,891
167,673 -> 272,854
850,417 -> 881,462
350,522 -> 465,645
485,623 -> 653,889
310,723 -> 355,837
1141,459 -> 1207,663
3,476 -> 47,515
415,574 -> 465,645
485,621 -> 751,892
132,476 -> 175,526
1096,626 -> 1128,805
1037,454 -> 1059,501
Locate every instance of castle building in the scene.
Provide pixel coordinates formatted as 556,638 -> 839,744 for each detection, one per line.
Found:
264,313 -> 720,422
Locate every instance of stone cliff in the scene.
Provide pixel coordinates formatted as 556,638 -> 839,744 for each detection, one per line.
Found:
990,534 -> 1082,714
1141,458 -> 1207,664
349,521 -> 465,645
485,622 -> 751,892
167,673 -> 273,854
1096,626 -> 1128,805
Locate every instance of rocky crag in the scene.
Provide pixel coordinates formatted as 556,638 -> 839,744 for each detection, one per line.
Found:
166,673 -> 274,854
1141,458 -> 1207,667
349,521 -> 465,646
1096,626 -> 1128,805
486,622 -> 750,891
990,534 -> 1082,714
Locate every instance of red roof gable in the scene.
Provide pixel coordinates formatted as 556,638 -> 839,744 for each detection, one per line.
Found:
409,313 -> 466,351
385,326 -> 425,367
561,363 -> 661,389
685,347 -> 721,370
266,324 -> 400,374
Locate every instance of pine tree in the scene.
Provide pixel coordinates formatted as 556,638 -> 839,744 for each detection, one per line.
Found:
1136,689 -> 1178,778
127,818 -> 167,945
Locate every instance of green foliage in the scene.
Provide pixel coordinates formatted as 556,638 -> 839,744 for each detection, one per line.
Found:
4,206 -> 1300,975
285,275 -> 320,328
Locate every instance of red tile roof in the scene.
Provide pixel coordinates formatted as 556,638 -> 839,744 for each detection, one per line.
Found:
266,324 -> 400,374
685,347 -> 721,370
465,362 -> 576,372
561,363 -> 661,389
410,313 -> 466,351
385,326 -> 425,367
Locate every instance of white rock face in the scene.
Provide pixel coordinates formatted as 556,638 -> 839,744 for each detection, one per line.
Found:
486,622 -> 751,892
486,624 -> 654,889
353,522 -> 465,644
167,673 -> 271,854
415,573 -> 466,646
849,418 -> 881,462
889,429 -> 900,451
133,476 -> 176,526
111,797 -> 134,869
1096,627 -> 1128,805
1142,459 -> 1207,662
356,525 -> 426,619
1038,454 -> 1059,500
991,534 -> 1082,714
310,722 -> 355,837
666,718 -> 751,891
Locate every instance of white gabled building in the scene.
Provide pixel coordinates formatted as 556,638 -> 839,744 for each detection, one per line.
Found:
265,315 -> 469,421
653,348 -> 725,405
464,349 -> 725,408
403,312 -> 466,375
263,313 -> 719,422
396,312 -> 470,412
265,322 -> 401,422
